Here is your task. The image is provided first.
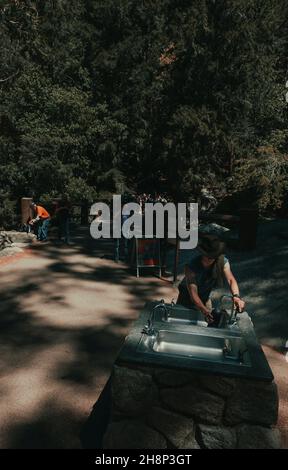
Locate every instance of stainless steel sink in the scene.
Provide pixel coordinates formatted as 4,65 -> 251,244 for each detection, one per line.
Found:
137,329 -> 251,366
166,311 -> 208,327
154,304 -> 208,327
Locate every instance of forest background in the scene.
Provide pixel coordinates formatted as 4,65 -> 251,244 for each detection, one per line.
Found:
1,0 -> 288,227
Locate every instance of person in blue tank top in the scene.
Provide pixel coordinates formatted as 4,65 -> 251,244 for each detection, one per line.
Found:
177,234 -> 245,325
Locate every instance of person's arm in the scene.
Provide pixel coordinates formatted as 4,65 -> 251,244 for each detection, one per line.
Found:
223,264 -> 245,312
30,215 -> 40,224
185,265 -> 214,323
30,208 -> 40,224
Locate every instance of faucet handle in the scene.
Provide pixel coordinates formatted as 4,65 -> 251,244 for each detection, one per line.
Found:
143,319 -> 153,335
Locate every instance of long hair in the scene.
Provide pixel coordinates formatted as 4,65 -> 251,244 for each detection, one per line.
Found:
212,254 -> 225,287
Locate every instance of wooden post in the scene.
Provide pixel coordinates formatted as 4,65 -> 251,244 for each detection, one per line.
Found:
21,197 -> 33,225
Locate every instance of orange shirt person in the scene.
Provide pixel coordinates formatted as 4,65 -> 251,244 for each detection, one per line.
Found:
30,202 -> 51,241
35,205 -> 50,219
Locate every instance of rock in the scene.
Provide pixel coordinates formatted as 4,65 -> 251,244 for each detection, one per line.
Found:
0,246 -> 23,258
197,375 -> 236,398
181,432 -> 201,449
2,231 -> 36,244
154,370 -> 193,388
155,371 -> 235,397
112,366 -> 158,416
225,380 -> 278,426
160,386 -> 225,425
103,420 -> 167,449
124,364 -> 155,377
197,424 -> 237,449
237,425 -> 281,449
0,232 -> 13,250
147,407 -> 196,449
14,242 -> 33,248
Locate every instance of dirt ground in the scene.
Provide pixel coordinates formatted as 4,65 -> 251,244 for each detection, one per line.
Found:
0,221 -> 287,449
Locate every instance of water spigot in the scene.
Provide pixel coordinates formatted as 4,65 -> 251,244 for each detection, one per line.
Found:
143,300 -> 168,335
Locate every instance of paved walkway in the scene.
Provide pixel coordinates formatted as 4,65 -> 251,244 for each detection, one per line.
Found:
0,229 -> 177,448
0,221 -> 287,448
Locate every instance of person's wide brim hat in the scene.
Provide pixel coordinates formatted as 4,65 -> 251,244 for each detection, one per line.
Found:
197,234 -> 225,258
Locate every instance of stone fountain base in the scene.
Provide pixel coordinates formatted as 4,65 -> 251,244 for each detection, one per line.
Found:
103,364 -> 280,449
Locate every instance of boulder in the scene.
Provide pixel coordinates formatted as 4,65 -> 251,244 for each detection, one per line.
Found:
3,231 -> 36,244
148,406 -> 196,449
197,375 -> 236,398
197,424 -> 237,449
154,370 -> 193,388
237,424 -> 281,449
103,420 -> 167,449
0,232 -> 13,250
112,366 -> 158,416
225,380 -> 278,426
160,385 -> 225,425
181,432 -> 201,449
0,246 -> 23,257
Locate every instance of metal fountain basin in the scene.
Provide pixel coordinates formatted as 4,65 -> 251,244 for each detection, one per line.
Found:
152,303 -> 208,327
117,301 -> 274,381
137,327 -> 251,366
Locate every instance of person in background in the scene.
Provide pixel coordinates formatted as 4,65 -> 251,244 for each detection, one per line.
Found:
29,202 -> 51,242
115,193 -> 133,262
177,234 -> 245,325
55,197 -> 71,245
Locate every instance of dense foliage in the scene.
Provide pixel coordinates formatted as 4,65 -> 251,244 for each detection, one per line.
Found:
0,0 -> 287,227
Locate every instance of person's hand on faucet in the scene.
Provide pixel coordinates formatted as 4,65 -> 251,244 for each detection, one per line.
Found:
203,307 -> 214,324
233,297 -> 245,313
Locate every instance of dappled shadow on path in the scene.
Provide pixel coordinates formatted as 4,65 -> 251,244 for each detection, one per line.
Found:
2,220 -> 288,448
0,226 -> 175,448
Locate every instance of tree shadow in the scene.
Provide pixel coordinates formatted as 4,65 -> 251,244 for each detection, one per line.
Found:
2,220 -> 287,448
0,226 -> 175,448
3,398 -> 83,449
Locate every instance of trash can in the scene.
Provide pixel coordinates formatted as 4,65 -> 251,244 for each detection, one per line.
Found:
239,208 -> 258,250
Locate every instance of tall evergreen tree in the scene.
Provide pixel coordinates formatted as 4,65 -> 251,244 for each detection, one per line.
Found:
0,0 -> 287,227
